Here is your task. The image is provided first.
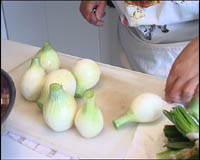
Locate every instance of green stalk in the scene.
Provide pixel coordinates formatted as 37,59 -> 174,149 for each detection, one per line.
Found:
43,41 -> 52,50
75,84 -> 86,98
80,90 -> 103,123
167,137 -> 189,143
163,110 -> 175,123
164,141 -> 195,150
37,87 -> 47,110
163,107 -> 199,138
186,96 -> 199,121
113,110 -> 136,129
30,58 -> 41,69
174,107 -> 199,135
164,125 -> 189,142
83,90 -> 96,113
158,106 -> 199,159
36,41 -> 52,58
49,83 -> 66,101
164,125 -> 183,138
37,101 -> 43,110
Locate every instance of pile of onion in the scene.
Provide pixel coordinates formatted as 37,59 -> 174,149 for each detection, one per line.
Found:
20,42 -> 102,136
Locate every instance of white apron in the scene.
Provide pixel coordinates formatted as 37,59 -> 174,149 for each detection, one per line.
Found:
112,1 -> 199,78
118,21 -> 190,78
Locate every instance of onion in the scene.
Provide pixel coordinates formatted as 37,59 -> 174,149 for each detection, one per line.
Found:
37,69 -> 76,110
113,92 -> 166,129
75,90 -> 104,138
20,58 -> 45,101
43,83 -> 77,132
73,59 -> 100,98
36,41 -> 60,73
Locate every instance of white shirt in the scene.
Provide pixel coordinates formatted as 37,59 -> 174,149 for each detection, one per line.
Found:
112,1 -> 199,43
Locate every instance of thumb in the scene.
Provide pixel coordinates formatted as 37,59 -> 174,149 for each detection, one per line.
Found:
95,1 -> 107,20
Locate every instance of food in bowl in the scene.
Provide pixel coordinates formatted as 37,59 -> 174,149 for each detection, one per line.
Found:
1,69 -> 16,127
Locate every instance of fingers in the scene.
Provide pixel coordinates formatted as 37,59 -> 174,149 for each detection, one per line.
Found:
80,1 -> 106,26
165,75 -> 199,103
165,77 -> 183,103
181,76 -> 199,103
90,11 -> 104,26
90,12 -> 98,25
165,73 -> 178,97
165,38 -> 199,103
165,66 -> 182,102
80,1 -> 97,23
95,1 -> 107,20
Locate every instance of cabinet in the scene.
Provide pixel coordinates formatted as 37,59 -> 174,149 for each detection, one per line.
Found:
2,1 -> 122,67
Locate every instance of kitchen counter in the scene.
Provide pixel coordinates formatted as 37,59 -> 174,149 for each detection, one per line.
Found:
1,39 -> 71,159
1,39 -> 168,159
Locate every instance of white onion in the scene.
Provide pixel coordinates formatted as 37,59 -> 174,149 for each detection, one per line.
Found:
73,59 -> 100,98
113,92 -> 166,129
36,41 -> 60,73
37,69 -> 76,110
43,83 -> 77,132
20,58 -> 46,101
75,90 -> 104,138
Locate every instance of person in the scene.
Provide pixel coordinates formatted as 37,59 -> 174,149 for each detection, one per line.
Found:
79,1 -> 199,104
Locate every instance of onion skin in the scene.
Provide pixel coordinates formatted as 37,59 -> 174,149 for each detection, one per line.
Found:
20,58 -> 46,102
43,83 -> 77,132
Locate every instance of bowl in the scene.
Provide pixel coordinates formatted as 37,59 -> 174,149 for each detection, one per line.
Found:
1,69 -> 16,131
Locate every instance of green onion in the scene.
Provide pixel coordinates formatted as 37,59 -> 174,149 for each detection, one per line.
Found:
164,141 -> 195,150
157,106 -> 199,159
186,96 -> 199,122
163,106 -> 199,140
164,125 -> 189,142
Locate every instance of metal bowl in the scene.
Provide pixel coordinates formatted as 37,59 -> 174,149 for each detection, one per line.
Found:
1,69 -> 16,130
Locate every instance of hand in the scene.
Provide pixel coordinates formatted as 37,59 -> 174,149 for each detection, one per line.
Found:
165,37 -> 199,103
80,1 -> 107,26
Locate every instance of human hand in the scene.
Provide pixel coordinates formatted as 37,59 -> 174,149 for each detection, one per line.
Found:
165,37 -> 199,103
80,1 -> 107,26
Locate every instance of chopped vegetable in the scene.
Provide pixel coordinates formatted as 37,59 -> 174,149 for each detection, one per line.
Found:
43,83 -> 77,132
75,90 -> 104,138
20,58 -> 45,101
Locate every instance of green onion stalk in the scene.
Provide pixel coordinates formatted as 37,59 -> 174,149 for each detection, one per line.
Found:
157,105 -> 199,159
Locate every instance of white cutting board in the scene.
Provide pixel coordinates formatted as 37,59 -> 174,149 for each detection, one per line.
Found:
5,53 -> 166,158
